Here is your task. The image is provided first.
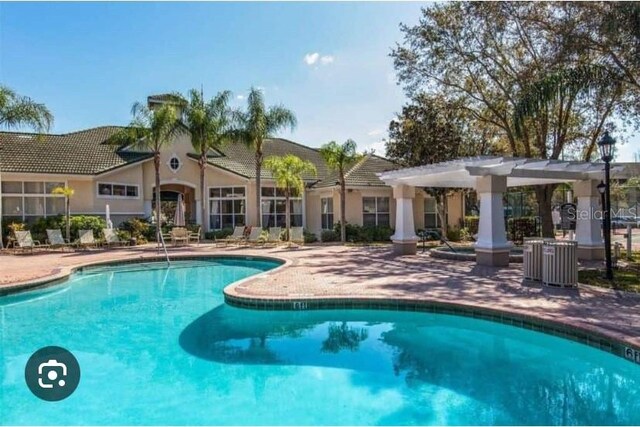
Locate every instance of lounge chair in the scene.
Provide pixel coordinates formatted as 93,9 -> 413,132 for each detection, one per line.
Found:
216,226 -> 246,246
265,227 -> 282,246
289,227 -> 305,246
13,230 -> 48,253
244,227 -> 265,246
103,228 -> 129,248
46,229 -> 73,251
170,227 -> 190,246
77,229 -> 99,249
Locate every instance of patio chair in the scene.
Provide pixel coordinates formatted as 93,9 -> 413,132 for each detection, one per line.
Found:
102,228 -> 129,248
244,227 -> 265,246
289,227 -> 305,246
216,226 -> 246,246
13,230 -> 48,253
188,226 -> 201,245
77,229 -> 99,249
170,227 -> 190,246
46,229 -> 73,251
265,227 -> 283,246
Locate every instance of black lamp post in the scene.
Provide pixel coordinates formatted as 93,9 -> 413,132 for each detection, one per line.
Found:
597,131 -> 616,280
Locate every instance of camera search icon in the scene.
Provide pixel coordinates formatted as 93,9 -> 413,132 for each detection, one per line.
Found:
25,346 -> 80,401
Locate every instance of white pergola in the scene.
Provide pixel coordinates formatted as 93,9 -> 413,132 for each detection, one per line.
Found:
378,156 -> 629,266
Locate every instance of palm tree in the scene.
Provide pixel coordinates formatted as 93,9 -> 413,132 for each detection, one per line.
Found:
319,139 -> 362,243
51,186 -> 75,241
0,86 -> 53,249
234,87 -> 297,224
179,89 -> 235,236
263,154 -> 316,243
0,86 -> 53,132
109,102 -> 183,243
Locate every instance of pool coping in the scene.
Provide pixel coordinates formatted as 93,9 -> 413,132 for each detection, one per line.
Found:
2,252 -> 639,367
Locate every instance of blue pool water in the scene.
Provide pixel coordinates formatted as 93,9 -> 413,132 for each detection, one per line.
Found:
1,258 -> 639,425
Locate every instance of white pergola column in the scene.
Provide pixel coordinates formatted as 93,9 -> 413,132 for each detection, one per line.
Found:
196,200 -> 203,227
573,180 -> 604,260
391,184 -> 418,255
475,175 -> 511,266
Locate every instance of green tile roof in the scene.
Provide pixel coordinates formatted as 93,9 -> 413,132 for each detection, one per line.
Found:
0,126 -> 396,188
0,126 -> 153,175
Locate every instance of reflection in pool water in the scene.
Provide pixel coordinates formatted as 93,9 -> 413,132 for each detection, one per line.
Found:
1,259 -> 639,425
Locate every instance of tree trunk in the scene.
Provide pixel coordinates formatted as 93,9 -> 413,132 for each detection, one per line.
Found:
285,189 -> 291,243
200,154 -> 206,237
65,197 -> 71,242
154,153 -> 162,245
255,148 -> 262,227
340,173 -> 346,243
535,184 -> 556,238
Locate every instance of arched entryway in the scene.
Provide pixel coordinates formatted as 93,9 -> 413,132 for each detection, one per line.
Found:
152,184 -> 196,225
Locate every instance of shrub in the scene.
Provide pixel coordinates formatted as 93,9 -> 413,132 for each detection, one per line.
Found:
321,230 -> 340,242
120,218 -> 152,243
303,230 -> 318,244
29,215 -> 66,242
507,217 -> 539,244
204,228 -> 234,241
446,227 -> 461,242
459,227 -> 473,242
2,218 -> 24,246
332,222 -> 394,243
464,216 -> 479,235
69,215 -> 107,240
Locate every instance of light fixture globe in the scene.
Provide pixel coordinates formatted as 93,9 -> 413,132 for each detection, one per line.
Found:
597,131 -> 616,162
597,180 -> 606,195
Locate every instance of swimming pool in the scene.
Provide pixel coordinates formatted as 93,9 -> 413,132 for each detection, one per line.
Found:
1,257 -> 639,425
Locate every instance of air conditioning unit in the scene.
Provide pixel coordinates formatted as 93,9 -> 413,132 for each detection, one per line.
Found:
542,241 -> 578,287
523,238 -> 555,281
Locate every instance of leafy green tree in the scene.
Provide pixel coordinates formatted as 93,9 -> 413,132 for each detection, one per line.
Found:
109,103 -> 183,242
319,140 -> 362,243
179,89 -> 235,236
51,186 -> 75,241
263,154 -> 316,242
234,87 -> 297,224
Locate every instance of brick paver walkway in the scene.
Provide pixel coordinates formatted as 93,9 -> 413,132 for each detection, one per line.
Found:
1,243 -> 639,351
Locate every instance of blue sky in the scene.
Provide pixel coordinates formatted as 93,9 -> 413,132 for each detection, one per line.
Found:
0,1 -> 425,156
1,2 -> 637,161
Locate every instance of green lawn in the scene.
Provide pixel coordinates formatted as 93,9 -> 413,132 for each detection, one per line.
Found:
579,251 -> 640,292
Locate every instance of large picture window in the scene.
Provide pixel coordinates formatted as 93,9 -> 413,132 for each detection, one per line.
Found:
209,187 -> 246,230
424,197 -> 439,229
321,197 -> 334,230
261,186 -> 303,227
97,182 -> 139,198
362,197 -> 390,227
1,181 -> 66,222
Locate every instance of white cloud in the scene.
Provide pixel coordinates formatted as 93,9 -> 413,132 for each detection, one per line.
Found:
367,129 -> 384,137
304,52 -> 334,66
236,95 -> 245,100
320,55 -> 334,65
304,53 -> 320,65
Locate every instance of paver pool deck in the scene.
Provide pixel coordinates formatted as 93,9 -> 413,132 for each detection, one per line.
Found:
1,243 -> 639,355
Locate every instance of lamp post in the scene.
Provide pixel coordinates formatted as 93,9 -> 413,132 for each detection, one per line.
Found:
597,131 -> 616,280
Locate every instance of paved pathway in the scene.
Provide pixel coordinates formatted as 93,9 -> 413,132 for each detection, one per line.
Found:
1,243 -> 639,351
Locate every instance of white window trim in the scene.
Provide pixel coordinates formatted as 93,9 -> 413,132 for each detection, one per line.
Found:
167,153 -> 183,174
362,196 -> 391,227
424,197 -> 439,228
259,184 -> 304,228
320,197 -> 334,230
207,185 -> 248,231
96,182 -> 141,200
1,180 -> 68,220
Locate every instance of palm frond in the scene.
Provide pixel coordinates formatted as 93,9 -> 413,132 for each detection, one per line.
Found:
0,86 -> 53,133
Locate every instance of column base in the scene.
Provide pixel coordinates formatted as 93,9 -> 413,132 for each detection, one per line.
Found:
475,247 -> 510,267
393,241 -> 417,255
577,246 -> 605,260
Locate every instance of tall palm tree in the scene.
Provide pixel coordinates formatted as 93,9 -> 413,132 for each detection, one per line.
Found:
0,86 -> 53,249
234,87 -> 297,224
179,89 -> 235,236
263,154 -> 316,242
319,139 -> 362,243
51,186 -> 75,241
109,102 -> 183,243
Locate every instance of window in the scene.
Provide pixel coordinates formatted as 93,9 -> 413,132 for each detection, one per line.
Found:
321,197 -> 334,230
169,157 -> 180,171
424,198 -> 439,229
362,197 -> 390,227
0,181 -> 66,221
97,183 -> 139,198
260,185 -> 303,227
209,187 -> 246,230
